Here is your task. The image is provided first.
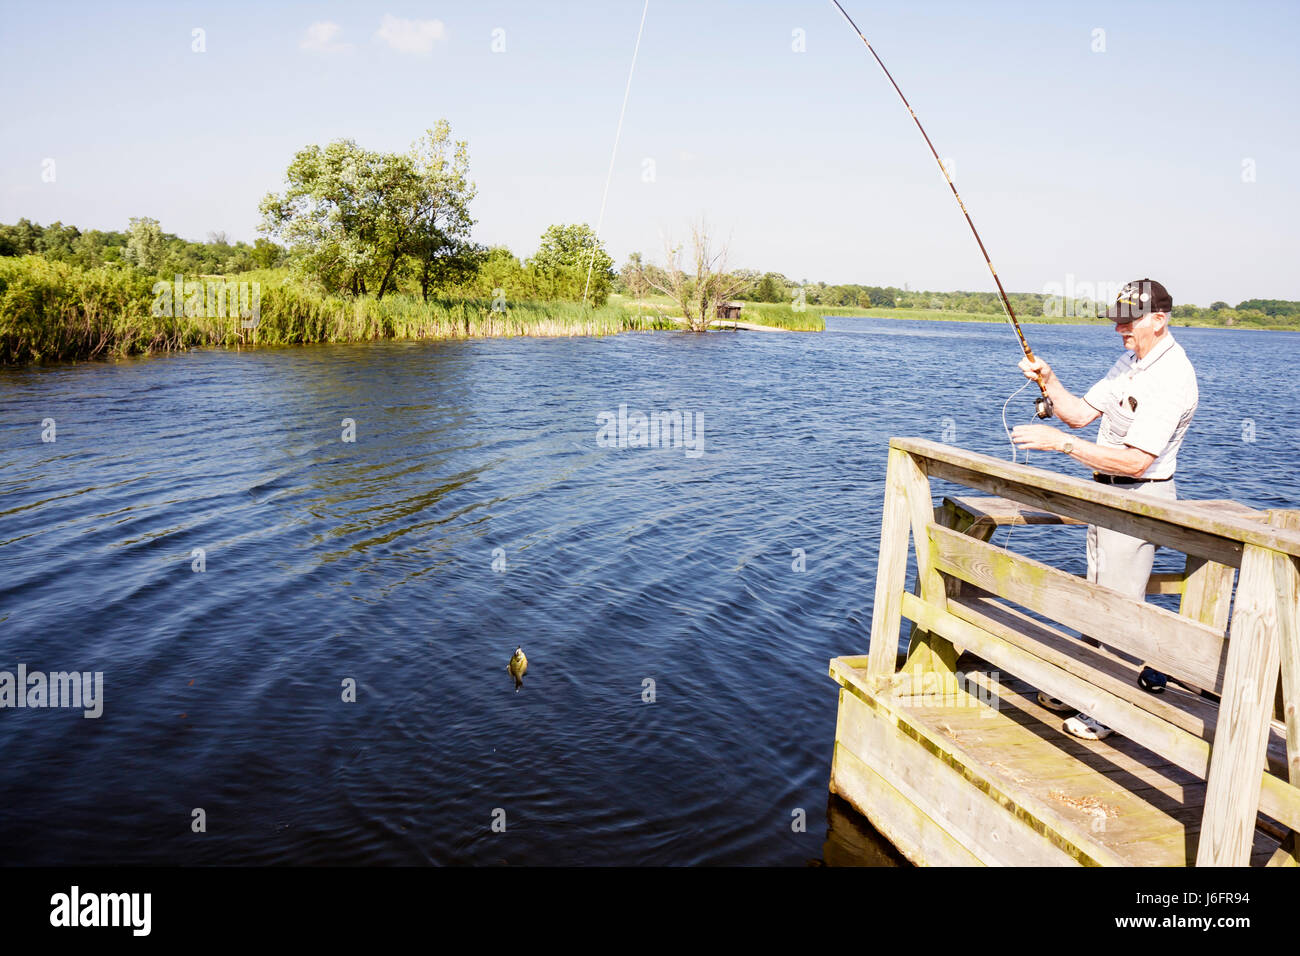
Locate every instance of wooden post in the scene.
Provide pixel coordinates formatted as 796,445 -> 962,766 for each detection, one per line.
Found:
866,446 -> 915,680
901,498 -> 962,684
1270,511 -> 1300,865
1179,556 -> 1235,633
1196,538 -> 1287,866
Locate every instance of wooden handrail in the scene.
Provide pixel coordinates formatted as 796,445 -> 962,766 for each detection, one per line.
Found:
892,437 -> 1300,561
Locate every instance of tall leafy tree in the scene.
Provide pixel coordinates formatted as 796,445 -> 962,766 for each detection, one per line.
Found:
530,223 -> 614,304
407,122 -> 479,301
259,139 -> 388,294
259,122 -> 478,300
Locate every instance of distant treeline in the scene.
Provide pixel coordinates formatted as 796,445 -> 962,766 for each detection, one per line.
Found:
724,272 -> 1047,315
0,217 -> 285,276
685,270 -> 1300,328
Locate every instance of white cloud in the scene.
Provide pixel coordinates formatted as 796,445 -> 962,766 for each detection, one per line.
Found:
374,14 -> 446,54
301,21 -> 351,53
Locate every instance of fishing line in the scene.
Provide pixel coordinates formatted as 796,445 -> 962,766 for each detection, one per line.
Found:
998,378 -> 1037,552
582,0 -> 650,305
1001,378 -> 1033,465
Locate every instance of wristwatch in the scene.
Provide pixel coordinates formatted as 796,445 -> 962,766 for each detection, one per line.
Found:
1061,438 -> 1074,455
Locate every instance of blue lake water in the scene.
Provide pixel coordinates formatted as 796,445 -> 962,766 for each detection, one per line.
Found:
1,317 -> 1297,864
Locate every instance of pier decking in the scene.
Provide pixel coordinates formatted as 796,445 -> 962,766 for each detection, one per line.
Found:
829,438 -> 1300,866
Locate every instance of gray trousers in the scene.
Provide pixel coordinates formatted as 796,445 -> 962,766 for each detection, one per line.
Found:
1086,478 -> 1177,602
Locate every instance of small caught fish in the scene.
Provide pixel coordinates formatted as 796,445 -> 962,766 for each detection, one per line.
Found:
507,646 -> 528,691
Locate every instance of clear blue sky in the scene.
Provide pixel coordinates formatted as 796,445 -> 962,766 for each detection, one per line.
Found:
2,0 -> 1297,305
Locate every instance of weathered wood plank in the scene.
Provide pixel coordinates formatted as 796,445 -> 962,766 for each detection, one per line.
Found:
831,740 -> 984,866
1188,500 -> 1268,520
948,594 -> 1219,740
925,457 -> 1246,568
834,682 -> 1087,864
982,648 -> 1293,807
822,793 -> 910,867
866,446 -> 914,679
898,591 -> 1300,833
929,668 -> 1282,863
1270,512 -> 1300,787
1268,512 -> 1300,864
1147,572 -> 1186,596
901,497 -> 960,681
903,453 -> 943,602
892,437 -> 1300,560
1179,556 -> 1235,634
929,522 -> 1228,693
1197,542 -> 1287,866
943,494 -> 1087,530
1267,837 -> 1298,866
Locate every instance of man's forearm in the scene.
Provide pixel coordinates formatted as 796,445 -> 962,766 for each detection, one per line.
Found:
1044,377 -> 1096,428
1059,437 -> 1154,477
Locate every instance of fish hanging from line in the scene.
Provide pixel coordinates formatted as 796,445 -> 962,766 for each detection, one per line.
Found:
507,646 -> 528,692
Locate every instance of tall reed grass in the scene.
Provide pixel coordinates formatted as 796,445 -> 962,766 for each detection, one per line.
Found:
728,301 -> 828,331
0,259 -> 678,365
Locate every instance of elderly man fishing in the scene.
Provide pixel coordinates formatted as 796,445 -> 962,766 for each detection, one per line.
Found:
1009,278 -> 1199,740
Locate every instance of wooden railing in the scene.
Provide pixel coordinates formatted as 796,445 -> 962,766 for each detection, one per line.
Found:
868,437 -> 1300,866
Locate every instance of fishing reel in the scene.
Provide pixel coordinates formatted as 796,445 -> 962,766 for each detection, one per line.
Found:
1035,392 -> 1054,420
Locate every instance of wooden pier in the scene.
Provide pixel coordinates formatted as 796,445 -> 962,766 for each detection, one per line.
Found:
828,438 -> 1300,866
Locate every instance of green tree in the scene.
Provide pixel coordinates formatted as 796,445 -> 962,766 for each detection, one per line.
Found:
530,223 -> 615,305
251,238 -> 285,269
258,141 -> 386,295
259,123 -> 479,300
619,252 -> 648,299
406,122 -> 478,301
752,273 -> 783,303
124,217 -> 165,273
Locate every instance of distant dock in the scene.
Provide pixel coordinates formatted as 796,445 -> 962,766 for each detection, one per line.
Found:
828,438 -> 1300,866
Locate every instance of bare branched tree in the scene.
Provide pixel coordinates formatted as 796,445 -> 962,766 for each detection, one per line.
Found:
647,221 -> 753,332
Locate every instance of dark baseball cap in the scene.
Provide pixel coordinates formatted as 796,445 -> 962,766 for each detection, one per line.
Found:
1107,278 -> 1173,322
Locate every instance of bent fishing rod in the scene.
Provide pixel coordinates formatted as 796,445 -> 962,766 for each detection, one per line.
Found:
831,0 -> 1054,419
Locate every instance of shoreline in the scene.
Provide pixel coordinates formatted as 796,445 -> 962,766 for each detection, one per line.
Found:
0,313 -> 811,370
817,306 -> 1300,332
4,306 -> 1290,370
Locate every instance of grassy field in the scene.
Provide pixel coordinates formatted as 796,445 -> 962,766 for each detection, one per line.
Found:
612,293 -> 827,332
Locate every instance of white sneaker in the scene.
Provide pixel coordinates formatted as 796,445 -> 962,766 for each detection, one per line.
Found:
1037,691 -> 1075,713
1064,713 -> 1113,740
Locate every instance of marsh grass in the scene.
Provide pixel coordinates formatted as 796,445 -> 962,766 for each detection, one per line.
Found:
730,301 -> 827,331
0,260 -> 676,364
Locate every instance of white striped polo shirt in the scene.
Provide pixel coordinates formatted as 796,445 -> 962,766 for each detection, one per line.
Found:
1082,333 -> 1198,481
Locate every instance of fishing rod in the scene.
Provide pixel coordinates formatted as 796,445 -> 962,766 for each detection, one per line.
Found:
830,0 -> 1054,419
